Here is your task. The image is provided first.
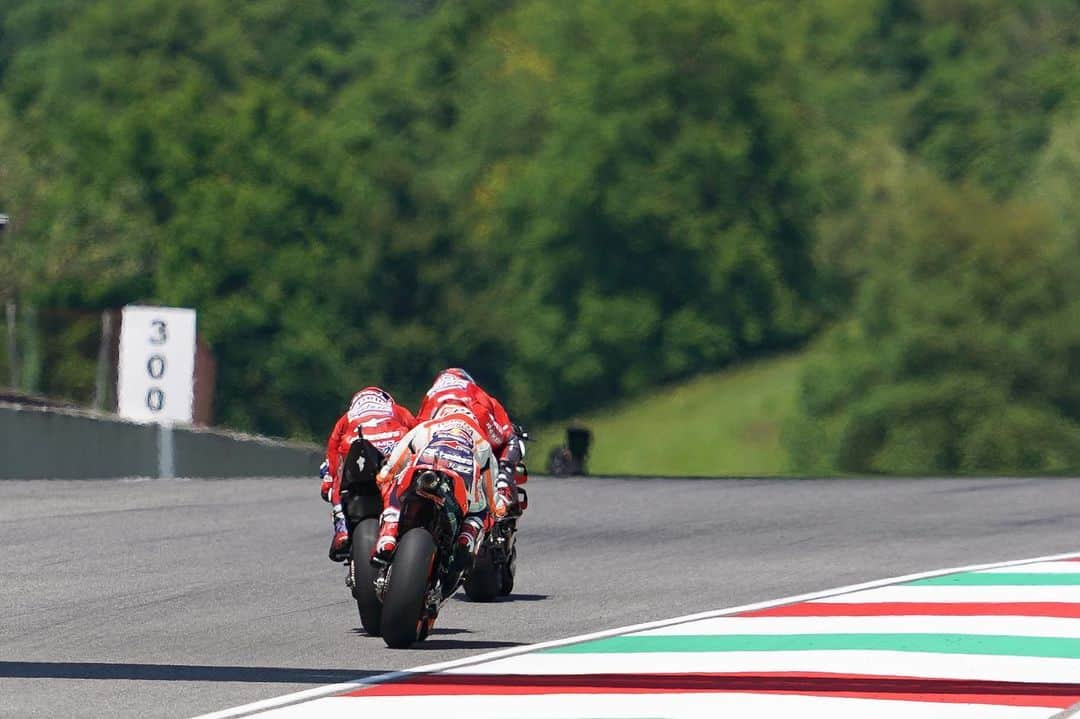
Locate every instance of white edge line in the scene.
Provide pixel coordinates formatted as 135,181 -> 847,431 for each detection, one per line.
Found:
190,548 -> 1080,719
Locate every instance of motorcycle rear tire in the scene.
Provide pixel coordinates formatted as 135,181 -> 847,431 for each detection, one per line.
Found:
350,517 -> 382,636
463,542 -> 501,603
381,528 -> 437,649
499,543 -> 516,596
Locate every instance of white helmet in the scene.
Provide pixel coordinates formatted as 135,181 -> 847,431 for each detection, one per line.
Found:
434,403 -> 475,422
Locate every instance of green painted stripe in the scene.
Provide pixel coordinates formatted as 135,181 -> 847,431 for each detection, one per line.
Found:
543,634 -> 1080,658
908,573 -> 1080,586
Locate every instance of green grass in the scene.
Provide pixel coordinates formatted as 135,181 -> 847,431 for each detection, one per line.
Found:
530,350 -> 809,477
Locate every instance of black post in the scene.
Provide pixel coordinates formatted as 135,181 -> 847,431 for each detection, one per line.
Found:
547,425 -> 593,477
566,425 -> 592,474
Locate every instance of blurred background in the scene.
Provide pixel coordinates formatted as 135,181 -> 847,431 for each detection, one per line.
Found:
1,0 -> 1077,476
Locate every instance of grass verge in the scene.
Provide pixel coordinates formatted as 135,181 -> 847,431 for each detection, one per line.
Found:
530,350 -> 808,477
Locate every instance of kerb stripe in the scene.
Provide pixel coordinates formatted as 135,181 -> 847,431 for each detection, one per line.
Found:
739,603 -> 1080,618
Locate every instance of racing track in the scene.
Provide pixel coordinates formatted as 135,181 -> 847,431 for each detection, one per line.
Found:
2,476 -> 1079,718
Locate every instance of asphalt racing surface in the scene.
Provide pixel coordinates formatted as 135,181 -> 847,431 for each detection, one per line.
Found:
2,476 -> 1079,718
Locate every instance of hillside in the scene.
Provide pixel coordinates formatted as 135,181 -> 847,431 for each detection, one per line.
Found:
532,351 -> 808,477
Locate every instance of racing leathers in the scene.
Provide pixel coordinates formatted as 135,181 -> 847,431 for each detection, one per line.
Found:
321,387 -> 416,561
372,408 -> 497,568
416,368 -> 525,518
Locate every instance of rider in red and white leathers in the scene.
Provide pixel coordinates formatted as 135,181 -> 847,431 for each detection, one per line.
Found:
320,387 -> 416,560
371,405 -> 497,567
415,368 -> 525,518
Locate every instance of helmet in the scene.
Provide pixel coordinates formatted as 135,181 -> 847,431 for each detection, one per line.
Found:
347,386 -> 394,418
433,402 -> 475,422
355,386 -> 394,404
443,368 -> 475,384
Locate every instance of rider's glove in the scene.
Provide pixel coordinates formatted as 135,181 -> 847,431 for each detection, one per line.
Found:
319,460 -> 333,502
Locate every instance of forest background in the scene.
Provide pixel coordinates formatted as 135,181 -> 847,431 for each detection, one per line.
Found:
1,0 -> 1078,474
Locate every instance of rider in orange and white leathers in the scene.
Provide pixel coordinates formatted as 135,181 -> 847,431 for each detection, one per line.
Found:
415,368 -> 525,517
371,405 -> 497,566
320,387 -> 416,560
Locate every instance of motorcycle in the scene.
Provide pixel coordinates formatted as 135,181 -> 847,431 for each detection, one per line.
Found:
366,461 -> 474,648
464,462 -> 528,602
335,438 -> 387,636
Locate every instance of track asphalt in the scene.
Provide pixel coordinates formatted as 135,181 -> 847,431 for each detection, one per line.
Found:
1,476 -> 1078,718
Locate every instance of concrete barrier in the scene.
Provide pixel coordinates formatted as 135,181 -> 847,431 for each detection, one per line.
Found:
0,402 -> 322,479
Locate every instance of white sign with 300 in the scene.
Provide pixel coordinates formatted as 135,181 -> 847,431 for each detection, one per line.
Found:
117,305 -> 197,423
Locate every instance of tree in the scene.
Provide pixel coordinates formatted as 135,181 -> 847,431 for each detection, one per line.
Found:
787,161 -> 1080,474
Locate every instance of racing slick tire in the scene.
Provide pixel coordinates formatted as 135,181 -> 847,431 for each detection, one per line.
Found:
350,517 -> 383,636
381,528 -> 436,649
463,541 -> 501,603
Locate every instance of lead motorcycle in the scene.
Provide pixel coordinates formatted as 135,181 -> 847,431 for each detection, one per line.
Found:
336,438 -> 387,636
464,462 -> 528,601
355,459 -> 474,649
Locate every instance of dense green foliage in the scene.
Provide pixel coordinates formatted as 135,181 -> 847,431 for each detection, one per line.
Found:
1,0 -> 823,436
783,1 -> 1080,474
2,0 -> 1078,471
787,159 -> 1080,473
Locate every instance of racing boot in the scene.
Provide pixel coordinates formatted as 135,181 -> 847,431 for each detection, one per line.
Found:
328,510 -> 350,562
371,508 -> 400,565
444,516 -> 483,591
457,516 -> 485,556
494,473 -> 521,518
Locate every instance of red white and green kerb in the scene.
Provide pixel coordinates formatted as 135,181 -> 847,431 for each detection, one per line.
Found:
197,552 -> 1080,719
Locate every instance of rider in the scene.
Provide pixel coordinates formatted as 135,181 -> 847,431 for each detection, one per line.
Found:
415,368 -> 526,519
371,404 -> 497,570
320,386 -> 417,560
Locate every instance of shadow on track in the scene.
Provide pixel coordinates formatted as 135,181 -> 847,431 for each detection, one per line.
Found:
411,639 -> 526,650
349,626 -> 473,637
503,593 -> 550,602
450,593 -> 551,603
347,625 -> 524,649
0,661 -> 382,684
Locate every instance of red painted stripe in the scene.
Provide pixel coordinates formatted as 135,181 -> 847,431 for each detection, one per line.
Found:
738,602 -> 1080,618
349,671 -> 1080,708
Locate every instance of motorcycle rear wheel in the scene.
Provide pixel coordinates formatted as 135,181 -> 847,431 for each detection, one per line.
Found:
499,543 -> 517,596
463,541 -> 501,602
381,528 -> 437,649
350,517 -> 382,636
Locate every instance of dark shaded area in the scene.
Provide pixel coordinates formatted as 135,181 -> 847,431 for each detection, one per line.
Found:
0,661 -> 381,684
349,626 -> 474,637
409,639 -> 526,651
504,593 -> 550,602
451,592 -> 550,604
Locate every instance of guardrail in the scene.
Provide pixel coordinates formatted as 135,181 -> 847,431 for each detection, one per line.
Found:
0,401 -> 322,479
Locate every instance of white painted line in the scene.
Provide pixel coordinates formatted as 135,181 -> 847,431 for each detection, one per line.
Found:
979,562 -> 1080,574
189,548 -> 1080,719
439,649 -> 1080,684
